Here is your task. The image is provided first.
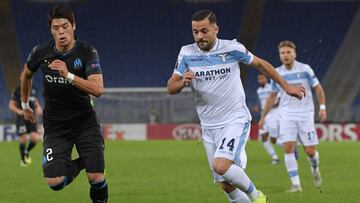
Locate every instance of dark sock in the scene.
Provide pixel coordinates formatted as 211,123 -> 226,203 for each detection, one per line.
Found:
27,141 -> 36,152
65,158 -> 85,186
90,179 -> 108,203
19,143 -> 26,161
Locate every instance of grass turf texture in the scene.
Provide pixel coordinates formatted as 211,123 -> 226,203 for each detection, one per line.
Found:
0,141 -> 359,203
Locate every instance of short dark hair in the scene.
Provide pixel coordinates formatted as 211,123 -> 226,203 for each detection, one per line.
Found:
48,4 -> 75,28
192,10 -> 217,24
278,40 -> 296,50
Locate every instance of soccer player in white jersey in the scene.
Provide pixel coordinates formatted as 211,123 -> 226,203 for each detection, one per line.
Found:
259,41 -> 327,193
167,10 -> 305,203
256,74 -> 280,164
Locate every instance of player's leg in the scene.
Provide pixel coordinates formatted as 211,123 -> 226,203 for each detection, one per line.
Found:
280,120 -> 302,192
17,119 -> 28,166
266,119 -> 280,164
42,134 -> 82,191
260,131 -> 278,164
202,128 -> 251,203
298,120 -> 322,188
76,124 -> 107,203
24,121 -> 40,164
213,122 -> 266,202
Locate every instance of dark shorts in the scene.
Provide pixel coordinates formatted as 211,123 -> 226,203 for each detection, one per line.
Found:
16,116 -> 37,135
41,111 -> 105,178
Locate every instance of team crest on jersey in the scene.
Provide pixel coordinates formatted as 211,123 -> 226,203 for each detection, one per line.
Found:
217,53 -> 228,63
73,58 -> 82,69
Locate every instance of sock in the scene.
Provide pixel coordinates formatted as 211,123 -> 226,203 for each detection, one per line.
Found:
284,153 -> 300,186
225,188 -> 251,203
65,158 -> 86,186
27,141 -> 36,152
222,165 -> 259,201
19,143 -> 26,161
307,151 -> 320,170
262,140 -> 278,160
90,179 -> 108,203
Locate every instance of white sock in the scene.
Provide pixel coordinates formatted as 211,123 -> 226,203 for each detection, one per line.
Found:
284,153 -> 300,186
263,140 -> 278,159
225,188 -> 251,203
222,165 -> 259,201
307,151 -> 320,170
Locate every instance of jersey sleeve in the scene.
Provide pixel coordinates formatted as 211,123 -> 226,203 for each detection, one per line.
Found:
26,46 -> 41,72
306,65 -> 319,87
85,47 -> 102,76
173,47 -> 188,77
232,41 -> 254,65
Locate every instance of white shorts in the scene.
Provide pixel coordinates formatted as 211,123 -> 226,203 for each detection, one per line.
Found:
279,119 -> 318,146
202,120 -> 251,182
259,110 -> 279,138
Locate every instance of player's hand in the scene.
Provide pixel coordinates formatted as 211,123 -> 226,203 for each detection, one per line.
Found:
319,109 -> 327,122
17,110 -> 24,116
48,59 -> 69,78
284,85 -> 306,100
182,71 -> 195,87
258,117 -> 265,130
23,108 -> 36,123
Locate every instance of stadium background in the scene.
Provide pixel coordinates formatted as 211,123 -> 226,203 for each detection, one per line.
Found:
0,0 -> 359,202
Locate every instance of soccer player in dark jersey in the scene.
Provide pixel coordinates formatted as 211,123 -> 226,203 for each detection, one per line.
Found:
19,5 -> 108,203
9,85 -> 42,166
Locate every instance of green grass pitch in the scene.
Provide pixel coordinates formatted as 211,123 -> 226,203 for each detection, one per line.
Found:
0,141 -> 359,203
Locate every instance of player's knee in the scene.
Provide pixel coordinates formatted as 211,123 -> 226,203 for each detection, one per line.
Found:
219,181 -> 236,193
283,142 -> 296,153
261,134 -> 268,142
213,158 -> 232,175
270,137 -> 277,144
46,177 -> 66,191
87,172 -> 104,184
304,146 -> 316,157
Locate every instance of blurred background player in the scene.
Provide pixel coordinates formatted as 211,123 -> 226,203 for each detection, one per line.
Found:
167,10 -> 305,203
259,40 -> 327,193
8,85 -> 42,166
256,74 -> 280,164
20,5 -> 108,203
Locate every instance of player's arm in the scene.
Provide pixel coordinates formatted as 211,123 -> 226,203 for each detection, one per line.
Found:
49,60 -> 104,97
20,64 -> 36,123
259,92 -> 277,129
250,56 -> 305,99
8,99 -> 23,116
167,71 -> 194,94
314,84 -> 327,122
34,98 -> 43,116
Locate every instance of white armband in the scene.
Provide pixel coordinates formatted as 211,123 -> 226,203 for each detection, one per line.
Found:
319,104 -> 326,110
66,72 -> 75,83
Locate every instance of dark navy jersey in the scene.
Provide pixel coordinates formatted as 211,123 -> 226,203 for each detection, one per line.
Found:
11,85 -> 37,110
26,40 -> 102,122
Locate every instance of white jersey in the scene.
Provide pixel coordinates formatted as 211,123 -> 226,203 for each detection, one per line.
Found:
271,60 -> 319,121
173,39 -> 253,128
257,83 -> 273,110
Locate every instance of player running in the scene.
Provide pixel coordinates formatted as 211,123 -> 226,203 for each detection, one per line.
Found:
259,40 -> 326,193
167,10 -> 305,203
9,85 -> 42,166
20,5 -> 108,202
256,74 -> 280,164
